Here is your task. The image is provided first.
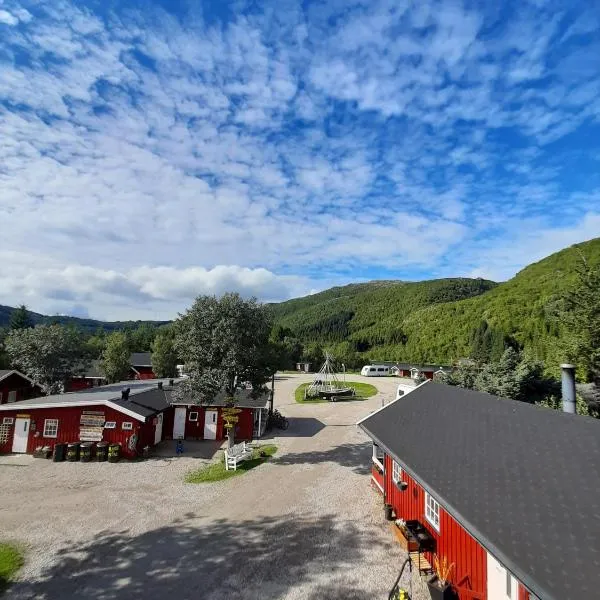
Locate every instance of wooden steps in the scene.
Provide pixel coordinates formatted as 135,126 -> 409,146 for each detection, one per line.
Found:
409,551 -> 432,573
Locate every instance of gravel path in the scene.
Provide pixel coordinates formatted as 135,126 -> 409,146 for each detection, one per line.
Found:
1,374 -> 428,600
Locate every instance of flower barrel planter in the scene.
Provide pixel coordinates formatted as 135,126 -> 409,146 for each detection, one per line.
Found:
108,443 -> 121,463
66,442 -> 81,462
427,576 -> 455,600
79,442 -> 93,462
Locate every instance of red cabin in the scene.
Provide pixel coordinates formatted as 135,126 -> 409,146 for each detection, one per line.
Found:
359,382 -> 600,600
129,353 -> 156,380
0,379 -> 175,458
169,389 -> 269,442
0,370 -> 44,404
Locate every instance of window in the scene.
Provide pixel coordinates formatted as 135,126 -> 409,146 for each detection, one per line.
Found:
7,391 -> 17,403
189,412 -> 199,422
104,421 -> 116,429
425,492 -> 440,532
392,460 -> 402,483
43,419 -> 59,438
122,422 -> 133,430
377,368 -> 385,372
506,570 -> 512,598
369,368 -> 376,372
2,417 -> 14,425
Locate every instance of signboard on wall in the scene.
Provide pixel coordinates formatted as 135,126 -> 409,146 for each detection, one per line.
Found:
80,410 -> 105,441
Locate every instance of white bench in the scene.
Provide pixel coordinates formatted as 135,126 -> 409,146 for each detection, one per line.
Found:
224,441 -> 253,471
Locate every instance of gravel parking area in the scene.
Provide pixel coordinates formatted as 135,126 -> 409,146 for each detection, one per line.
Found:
1,374 -> 427,600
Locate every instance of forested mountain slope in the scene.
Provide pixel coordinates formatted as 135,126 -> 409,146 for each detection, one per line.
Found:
271,238 -> 600,369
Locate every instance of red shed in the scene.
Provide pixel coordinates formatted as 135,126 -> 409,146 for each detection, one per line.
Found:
170,388 -> 269,443
66,360 -> 107,392
358,381 -> 600,600
129,352 -> 156,380
0,379 -> 176,458
0,370 -> 44,404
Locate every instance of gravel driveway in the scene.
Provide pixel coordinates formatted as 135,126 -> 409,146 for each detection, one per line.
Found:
1,374 -> 424,600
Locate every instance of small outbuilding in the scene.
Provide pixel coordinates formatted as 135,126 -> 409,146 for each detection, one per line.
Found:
170,389 -> 270,442
0,379 -> 176,457
296,362 -> 311,373
0,370 -> 44,404
129,352 -> 156,380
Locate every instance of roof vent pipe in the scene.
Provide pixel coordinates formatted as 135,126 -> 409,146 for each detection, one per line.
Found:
121,387 -> 131,400
157,382 -> 163,389
169,379 -> 174,386
561,364 -> 576,414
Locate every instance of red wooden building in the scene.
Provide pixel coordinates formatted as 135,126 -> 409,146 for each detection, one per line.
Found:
170,389 -> 269,442
0,380 -> 175,458
0,370 -> 44,404
359,381 -> 600,600
129,353 -> 156,380
391,363 -> 450,380
66,353 -> 157,392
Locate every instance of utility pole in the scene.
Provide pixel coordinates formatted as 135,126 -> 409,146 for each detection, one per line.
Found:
269,372 -> 275,416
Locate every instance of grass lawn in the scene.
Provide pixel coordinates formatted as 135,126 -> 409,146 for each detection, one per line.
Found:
295,381 -> 378,403
185,445 -> 278,483
0,543 -> 24,594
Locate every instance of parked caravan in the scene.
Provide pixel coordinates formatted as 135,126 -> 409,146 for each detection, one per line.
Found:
360,365 -> 391,377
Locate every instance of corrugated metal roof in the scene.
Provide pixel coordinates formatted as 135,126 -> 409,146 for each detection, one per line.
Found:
358,382 -> 600,600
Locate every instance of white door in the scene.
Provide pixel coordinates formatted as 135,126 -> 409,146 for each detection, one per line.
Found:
154,412 -> 163,445
204,410 -> 217,440
487,553 -> 517,600
173,407 -> 186,439
12,417 -> 30,453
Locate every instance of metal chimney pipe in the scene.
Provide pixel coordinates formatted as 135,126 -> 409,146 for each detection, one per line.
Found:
157,381 -> 163,389
561,364 -> 576,414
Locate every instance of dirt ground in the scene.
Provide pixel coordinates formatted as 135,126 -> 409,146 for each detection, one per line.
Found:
1,374 -> 426,600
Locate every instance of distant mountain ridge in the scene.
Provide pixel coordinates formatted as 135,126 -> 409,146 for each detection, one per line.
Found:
2,238 -> 599,371
0,305 -> 166,332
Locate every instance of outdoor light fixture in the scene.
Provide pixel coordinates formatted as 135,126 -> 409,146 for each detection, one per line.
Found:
398,481 -> 408,491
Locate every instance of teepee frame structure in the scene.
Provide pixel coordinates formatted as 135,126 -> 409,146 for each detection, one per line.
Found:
305,352 -> 354,400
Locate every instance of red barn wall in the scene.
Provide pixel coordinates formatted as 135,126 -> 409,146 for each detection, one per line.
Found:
131,367 -> 156,380
0,374 -> 43,404
384,454 -> 487,600
172,406 -> 256,441
0,405 -> 156,458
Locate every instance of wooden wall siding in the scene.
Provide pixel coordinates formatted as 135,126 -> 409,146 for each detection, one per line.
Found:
0,373 -> 42,404
384,455 -> 487,600
518,584 -> 530,600
174,406 -> 255,441
132,368 -> 156,380
0,405 -> 155,457
372,464 -> 384,492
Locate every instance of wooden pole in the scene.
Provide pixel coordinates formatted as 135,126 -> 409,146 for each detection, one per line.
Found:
269,373 -> 275,416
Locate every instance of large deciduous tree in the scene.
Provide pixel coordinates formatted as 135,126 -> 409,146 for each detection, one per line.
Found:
174,293 -> 275,448
151,326 -> 179,378
5,324 -> 89,393
101,331 -> 131,383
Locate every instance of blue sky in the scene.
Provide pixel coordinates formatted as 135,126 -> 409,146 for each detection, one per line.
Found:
1,0 -> 599,320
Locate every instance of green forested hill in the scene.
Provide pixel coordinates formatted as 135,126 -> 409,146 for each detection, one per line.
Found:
270,238 -> 600,370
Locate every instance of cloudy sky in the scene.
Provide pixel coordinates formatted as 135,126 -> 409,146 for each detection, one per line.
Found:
1,0 -> 599,320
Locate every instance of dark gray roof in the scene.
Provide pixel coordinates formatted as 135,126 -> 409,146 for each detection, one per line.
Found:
130,352 -> 152,367
0,379 -> 179,420
393,363 -> 451,371
172,387 -> 269,409
358,382 -> 600,600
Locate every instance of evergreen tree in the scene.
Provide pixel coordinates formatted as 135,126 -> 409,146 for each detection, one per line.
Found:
9,305 -> 33,330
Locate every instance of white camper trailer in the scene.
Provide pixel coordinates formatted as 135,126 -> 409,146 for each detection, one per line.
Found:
360,365 -> 391,377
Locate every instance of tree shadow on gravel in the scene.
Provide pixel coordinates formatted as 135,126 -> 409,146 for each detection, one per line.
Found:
273,441 -> 372,475
8,514 -> 391,600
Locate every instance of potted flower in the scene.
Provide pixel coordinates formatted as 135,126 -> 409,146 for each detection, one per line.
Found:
427,555 -> 455,600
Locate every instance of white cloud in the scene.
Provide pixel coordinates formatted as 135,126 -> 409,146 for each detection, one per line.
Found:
0,9 -> 18,25
0,0 -> 598,319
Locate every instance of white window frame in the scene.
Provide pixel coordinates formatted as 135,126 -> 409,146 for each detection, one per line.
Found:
122,422 -> 133,430
189,412 -> 199,422
104,421 -> 116,429
7,390 -> 17,403
372,443 -> 384,472
424,492 -> 441,532
506,570 -> 512,598
2,417 -> 14,425
392,460 -> 402,483
43,419 -> 59,438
